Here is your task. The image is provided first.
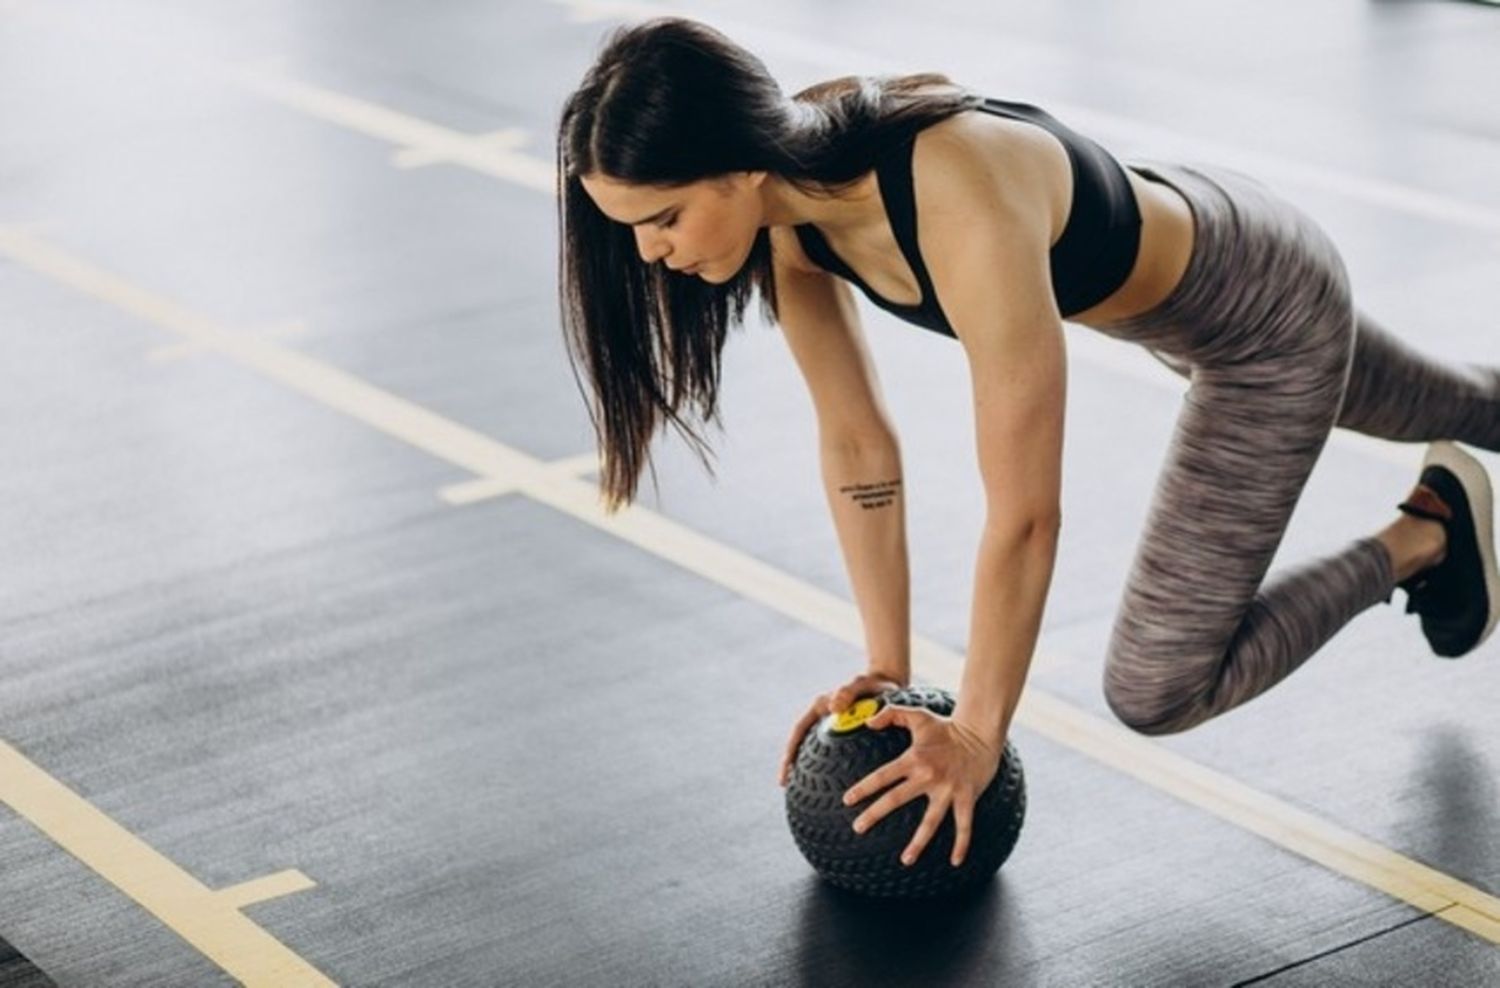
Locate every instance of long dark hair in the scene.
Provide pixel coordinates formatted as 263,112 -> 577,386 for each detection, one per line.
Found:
555,16 -> 982,514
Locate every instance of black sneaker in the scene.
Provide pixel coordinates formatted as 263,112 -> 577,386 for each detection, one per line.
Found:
1395,442 -> 1498,658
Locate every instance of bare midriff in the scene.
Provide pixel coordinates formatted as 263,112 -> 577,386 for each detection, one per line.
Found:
1068,165 -> 1195,330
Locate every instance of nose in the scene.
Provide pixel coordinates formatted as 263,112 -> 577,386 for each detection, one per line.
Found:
635,227 -> 673,266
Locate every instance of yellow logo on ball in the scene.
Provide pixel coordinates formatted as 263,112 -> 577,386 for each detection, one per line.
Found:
829,697 -> 882,734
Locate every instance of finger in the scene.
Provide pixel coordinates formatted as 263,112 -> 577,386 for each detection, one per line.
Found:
951,794 -> 975,867
832,683 -> 865,712
783,707 -> 818,760
840,675 -> 886,709
842,755 -> 910,808
780,708 -> 823,783
901,793 -> 952,868
850,778 -> 920,836
866,704 -> 903,731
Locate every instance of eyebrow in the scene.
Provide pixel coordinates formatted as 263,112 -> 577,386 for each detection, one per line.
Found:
622,205 -> 676,226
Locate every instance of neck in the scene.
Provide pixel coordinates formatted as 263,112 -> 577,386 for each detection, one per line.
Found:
759,172 -> 878,233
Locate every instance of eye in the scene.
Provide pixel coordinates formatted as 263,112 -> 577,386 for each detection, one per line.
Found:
660,212 -> 679,229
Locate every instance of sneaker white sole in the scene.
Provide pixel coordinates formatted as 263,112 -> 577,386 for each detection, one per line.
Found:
1424,441 -> 1499,652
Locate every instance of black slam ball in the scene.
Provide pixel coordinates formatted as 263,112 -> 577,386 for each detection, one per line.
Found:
784,684 -> 1025,899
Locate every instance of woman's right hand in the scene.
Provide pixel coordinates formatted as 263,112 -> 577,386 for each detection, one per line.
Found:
777,671 -> 907,787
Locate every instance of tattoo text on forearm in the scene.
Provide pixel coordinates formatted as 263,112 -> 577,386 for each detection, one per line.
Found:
838,478 -> 902,511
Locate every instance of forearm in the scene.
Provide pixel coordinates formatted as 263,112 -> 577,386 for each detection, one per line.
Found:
820,436 -> 911,682
952,517 -> 1060,745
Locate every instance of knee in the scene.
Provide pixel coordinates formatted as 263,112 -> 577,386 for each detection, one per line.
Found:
1102,681 -> 1190,737
1101,656 -> 1209,738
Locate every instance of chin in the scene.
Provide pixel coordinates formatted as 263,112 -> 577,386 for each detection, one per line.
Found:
702,257 -> 744,282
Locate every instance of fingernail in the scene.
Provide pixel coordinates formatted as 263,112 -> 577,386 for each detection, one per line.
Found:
901,854 -> 913,866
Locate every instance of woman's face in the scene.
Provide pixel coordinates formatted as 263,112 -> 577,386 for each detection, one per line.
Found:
580,171 -> 765,282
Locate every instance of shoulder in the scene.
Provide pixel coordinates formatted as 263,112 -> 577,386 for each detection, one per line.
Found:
909,112 -> 1058,248
907,115 -> 1065,340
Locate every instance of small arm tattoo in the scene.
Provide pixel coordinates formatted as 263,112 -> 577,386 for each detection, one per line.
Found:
838,478 -> 902,511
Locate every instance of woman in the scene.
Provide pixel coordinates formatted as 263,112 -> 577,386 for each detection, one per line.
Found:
554,17 -> 1500,872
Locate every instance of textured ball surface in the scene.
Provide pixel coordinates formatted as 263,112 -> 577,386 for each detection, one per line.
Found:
783,685 -> 1026,899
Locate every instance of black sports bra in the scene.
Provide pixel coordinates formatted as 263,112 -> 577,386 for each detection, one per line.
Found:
792,97 -> 1143,336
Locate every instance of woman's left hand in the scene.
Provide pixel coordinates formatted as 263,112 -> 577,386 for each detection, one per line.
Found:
843,704 -> 1003,869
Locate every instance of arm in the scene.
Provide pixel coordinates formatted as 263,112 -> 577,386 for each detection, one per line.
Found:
914,128 -> 1068,746
820,435 -> 911,683
770,228 -> 912,680
955,506 -> 1059,745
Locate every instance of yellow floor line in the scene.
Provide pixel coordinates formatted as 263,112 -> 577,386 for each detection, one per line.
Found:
148,318 -> 310,364
216,870 -> 320,910
393,128 -> 530,170
226,63 -> 555,194
0,741 -> 334,987
4,225 -> 1497,946
440,453 -> 600,505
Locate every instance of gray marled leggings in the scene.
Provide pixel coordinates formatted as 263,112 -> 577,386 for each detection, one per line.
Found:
1093,161 -> 1500,736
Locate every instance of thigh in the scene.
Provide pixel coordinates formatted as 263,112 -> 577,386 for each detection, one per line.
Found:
1102,157 -> 1362,721
1106,335 -> 1354,692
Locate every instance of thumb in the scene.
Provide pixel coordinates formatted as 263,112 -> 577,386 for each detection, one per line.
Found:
866,704 -> 900,730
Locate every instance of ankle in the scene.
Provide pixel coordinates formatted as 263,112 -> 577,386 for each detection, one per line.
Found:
1376,514 -> 1447,584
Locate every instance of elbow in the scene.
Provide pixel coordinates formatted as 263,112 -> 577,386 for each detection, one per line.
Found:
983,506 -> 1061,544
820,424 -> 901,458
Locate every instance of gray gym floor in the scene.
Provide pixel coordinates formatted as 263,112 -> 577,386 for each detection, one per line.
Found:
2,1 -> 1499,985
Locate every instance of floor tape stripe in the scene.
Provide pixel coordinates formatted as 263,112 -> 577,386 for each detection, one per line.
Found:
2,227 -> 1494,950
0,741 -> 334,987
